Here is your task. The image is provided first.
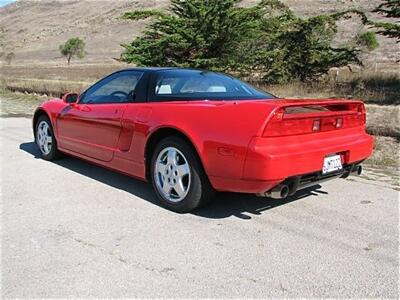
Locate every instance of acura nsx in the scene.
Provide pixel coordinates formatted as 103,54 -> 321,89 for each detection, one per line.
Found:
33,68 -> 373,212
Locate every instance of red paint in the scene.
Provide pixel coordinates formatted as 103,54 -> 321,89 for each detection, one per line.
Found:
56,103 -> 126,162
34,97 -> 373,194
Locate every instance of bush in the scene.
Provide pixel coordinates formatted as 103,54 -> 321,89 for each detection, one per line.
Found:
357,32 -> 379,50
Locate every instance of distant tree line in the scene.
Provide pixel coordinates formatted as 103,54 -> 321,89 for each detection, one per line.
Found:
120,0 -> 397,83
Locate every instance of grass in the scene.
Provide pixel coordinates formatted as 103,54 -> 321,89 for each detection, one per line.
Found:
365,105 -> 399,138
1,64 -> 122,82
258,72 -> 400,105
0,64 -> 122,97
365,136 -> 399,168
1,77 -> 91,98
1,65 -> 399,104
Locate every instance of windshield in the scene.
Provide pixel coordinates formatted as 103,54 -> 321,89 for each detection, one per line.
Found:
150,69 -> 275,101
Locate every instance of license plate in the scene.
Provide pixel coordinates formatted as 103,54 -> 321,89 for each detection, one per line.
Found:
322,155 -> 343,174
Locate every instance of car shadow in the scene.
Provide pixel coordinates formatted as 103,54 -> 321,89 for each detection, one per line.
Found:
20,141 -> 326,220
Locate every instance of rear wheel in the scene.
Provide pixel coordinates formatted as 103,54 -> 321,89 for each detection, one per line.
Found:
150,136 -> 215,213
35,115 -> 61,161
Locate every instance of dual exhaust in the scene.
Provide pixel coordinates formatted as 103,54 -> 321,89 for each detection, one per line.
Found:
259,165 -> 363,199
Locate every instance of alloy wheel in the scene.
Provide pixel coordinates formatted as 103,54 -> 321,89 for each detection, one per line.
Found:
154,147 -> 191,202
37,120 -> 53,155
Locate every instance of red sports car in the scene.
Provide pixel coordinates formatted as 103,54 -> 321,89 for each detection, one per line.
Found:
33,68 -> 373,212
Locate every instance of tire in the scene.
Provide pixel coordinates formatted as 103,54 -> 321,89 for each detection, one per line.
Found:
35,115 -> 61,161
150,136 -> 215,213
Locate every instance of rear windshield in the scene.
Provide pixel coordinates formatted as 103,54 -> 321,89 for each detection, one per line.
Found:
150,69 -> 275,101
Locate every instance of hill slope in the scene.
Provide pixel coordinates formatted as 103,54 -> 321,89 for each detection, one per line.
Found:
0,0 -> 399,70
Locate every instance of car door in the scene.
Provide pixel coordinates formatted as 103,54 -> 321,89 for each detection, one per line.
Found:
56,70 -> 143,162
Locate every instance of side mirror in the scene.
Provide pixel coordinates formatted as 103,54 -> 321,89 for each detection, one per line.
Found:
62,92 -> 79,104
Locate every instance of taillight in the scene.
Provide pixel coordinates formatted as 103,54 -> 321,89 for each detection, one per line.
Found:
273,108 -> 285,121
345,103 -> 366,127
357,104 -> 366,123
263,109 -> 316,137
263,103 -> 366,137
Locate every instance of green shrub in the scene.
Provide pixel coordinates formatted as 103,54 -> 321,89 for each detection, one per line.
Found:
121,9 -> 165,21
357,32 -> 379,50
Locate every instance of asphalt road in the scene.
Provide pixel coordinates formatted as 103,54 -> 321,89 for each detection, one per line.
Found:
1,117 -> 399,298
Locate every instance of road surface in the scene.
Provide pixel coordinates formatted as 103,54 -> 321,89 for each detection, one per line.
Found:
1,117 -> 399,298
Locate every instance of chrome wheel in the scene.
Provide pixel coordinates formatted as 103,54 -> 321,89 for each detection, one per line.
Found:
37,120 -> 53,155
154,147 -> 191,203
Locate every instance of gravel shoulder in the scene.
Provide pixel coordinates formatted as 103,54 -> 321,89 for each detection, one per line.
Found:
1,117 -> 399,298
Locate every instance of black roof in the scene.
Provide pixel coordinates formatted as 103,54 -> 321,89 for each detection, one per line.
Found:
124,67 -> 174,72
116,67 -> 208,74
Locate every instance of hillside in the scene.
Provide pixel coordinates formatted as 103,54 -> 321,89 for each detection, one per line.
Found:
0,0 -> 399,70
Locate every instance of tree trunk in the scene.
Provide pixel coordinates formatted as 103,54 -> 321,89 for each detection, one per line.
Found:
67,55 -> 71,66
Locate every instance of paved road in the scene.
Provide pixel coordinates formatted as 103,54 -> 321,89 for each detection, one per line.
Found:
1,117 -> 399,298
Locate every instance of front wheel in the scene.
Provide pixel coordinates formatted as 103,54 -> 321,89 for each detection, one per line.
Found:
35,115 -> 61,161
150,136 -> 215,213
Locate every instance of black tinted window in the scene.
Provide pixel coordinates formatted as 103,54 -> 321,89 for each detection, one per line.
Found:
150,70 -> 275,101
80,71 -> 143,104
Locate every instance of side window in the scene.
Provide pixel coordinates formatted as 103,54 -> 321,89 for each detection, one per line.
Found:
80,71 -> 143,104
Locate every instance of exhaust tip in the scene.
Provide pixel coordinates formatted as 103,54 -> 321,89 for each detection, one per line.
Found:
265,184 -> 290,199
357,165 -> 362,175
280,185 -> 289,199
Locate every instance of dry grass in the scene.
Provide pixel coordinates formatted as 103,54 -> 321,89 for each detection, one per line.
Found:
257,72 -> 400,105
1,64 -> 123,82
364,136 -> 399,169
1,77 -> 91,98
1,78 -> 88,97
366,105 -> 399,138
0,64 -> 126,97
2,65 -> 399,104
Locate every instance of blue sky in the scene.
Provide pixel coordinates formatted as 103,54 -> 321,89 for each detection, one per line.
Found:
0,0 -> 15,7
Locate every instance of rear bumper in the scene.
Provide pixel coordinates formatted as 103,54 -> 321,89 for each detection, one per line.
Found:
210,127 -> 373,193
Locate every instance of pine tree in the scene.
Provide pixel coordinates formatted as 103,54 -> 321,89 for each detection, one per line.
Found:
121,0 -> 364,83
